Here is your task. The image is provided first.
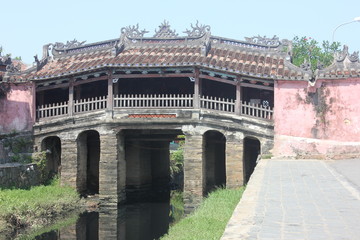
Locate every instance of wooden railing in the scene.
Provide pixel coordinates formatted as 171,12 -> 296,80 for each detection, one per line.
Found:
114,94 -> 193,108
36,101 -> 68,119
36,94 -> 273,120
241,101 -> 273,119
74,96 -> 107,113
200,96 -> 235,113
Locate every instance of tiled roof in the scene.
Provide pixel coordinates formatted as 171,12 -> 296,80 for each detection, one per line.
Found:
5,22 -> 334,82
13,38 -> 309,82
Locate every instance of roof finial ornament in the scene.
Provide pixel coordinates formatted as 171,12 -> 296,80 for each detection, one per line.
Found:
244,35 -> 280,47
0,54 -> 12,66
5,62 -> 20,73
121,24 -> 149,38
335,45 -> 349,62
348,50 -> 359,62
184,20 -> 211,37
53,39 -> 86,50
335,45 -> 359,62
154,20 -> 178,38
300,59 -> 311,71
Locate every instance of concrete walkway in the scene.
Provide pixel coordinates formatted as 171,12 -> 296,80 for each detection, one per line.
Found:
221,159 -> 360,240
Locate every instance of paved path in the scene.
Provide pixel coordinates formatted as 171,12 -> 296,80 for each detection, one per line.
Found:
221,159 -> 360,240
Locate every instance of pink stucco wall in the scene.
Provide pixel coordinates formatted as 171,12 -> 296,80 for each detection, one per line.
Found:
0,83 -> 34,134
273,78 -> 360,158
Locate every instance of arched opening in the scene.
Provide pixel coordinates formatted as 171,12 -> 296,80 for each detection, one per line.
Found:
41,136 -> 61,180
124,129 -> 183,202
243,137 -> 261,184
77,130 -> 100,195
204,130 -> 226,195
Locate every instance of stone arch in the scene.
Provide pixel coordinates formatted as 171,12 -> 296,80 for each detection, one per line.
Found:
243,136 -> 261,183
203,130 -> 226,195
123,129 -> 182,201
77,130 -> 100,195
41,136 -> 61,179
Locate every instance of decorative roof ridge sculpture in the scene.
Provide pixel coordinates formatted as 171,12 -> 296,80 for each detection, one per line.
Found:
335,45 -> 359,63
317,45 -> 360,79
113,21 -> 212,57
45,21 -> 290,60
183,20 -> 211,38
244,35 -> 281,47
8,21 -> 350,82
153,20 -> 178,38
0,54 -> 12,66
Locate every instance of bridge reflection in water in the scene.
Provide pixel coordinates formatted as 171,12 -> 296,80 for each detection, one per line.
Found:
33,192 -> 182,240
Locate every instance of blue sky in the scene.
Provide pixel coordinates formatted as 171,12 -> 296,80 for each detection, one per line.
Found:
2,0 -> 360,64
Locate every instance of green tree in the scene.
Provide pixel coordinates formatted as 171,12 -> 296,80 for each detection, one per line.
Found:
291,36 -> 341,71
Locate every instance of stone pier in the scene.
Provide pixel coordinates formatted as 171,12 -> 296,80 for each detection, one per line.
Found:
225,134 -> 244,188
99,132 -> 124,207
183,133 -> 204,211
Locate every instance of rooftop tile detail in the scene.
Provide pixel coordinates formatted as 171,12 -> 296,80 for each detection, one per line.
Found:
7,22 -> 358,82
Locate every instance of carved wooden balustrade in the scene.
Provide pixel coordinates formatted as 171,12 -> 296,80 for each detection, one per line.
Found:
36,94 -> 273,120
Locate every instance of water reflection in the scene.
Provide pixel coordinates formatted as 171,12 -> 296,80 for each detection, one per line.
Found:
33,192 -> 183,240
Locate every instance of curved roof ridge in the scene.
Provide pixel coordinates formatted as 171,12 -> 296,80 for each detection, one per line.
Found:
318,45 -> 360,79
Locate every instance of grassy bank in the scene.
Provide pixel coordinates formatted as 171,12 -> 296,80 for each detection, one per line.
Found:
0,178 -> 80,237
161,187 -> 245,240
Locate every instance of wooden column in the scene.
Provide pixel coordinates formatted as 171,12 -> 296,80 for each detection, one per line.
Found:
193,68 -> 200,109
235,76 -> 242,115
107,71 -> 114,112
68,78 -> 74,117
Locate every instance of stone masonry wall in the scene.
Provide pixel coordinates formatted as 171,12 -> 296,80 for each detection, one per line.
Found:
0,163 -> 39,188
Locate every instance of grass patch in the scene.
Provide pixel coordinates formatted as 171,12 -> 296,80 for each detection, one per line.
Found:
161,187 -> 245,240
0,178 -> 80,237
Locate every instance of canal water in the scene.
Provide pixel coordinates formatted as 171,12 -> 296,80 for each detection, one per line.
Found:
29,191 -> 183,240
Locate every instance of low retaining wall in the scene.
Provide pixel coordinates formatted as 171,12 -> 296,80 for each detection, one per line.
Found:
0,163 -> 39,189
273,134 -> 360,159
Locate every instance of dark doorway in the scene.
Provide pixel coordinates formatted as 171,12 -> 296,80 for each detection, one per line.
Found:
77,130 -> 100,194
41,136 -> 61,180
243,137 -> 260,183
204,131 -> 226,195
